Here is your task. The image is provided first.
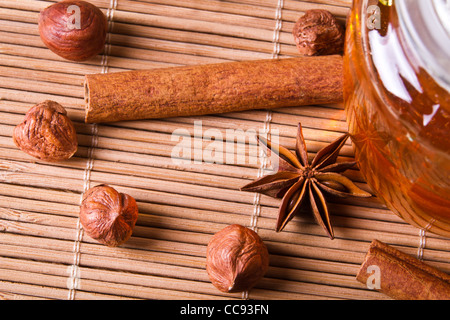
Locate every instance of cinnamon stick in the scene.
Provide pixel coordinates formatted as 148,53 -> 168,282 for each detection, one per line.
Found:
356,240 -> 450,300
84,56 -> 343,123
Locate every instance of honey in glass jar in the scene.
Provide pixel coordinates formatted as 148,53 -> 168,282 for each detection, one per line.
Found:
344,0 -> 450,237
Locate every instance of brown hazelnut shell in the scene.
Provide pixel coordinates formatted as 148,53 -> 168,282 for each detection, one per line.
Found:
206,224 -> 269,293
39,0 -> 107,61
292,9 -> 345,56
13,100 -> 78,162
80,185 -> 139,247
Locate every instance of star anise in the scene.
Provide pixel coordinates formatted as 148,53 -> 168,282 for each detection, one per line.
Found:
241,123 -> 371,239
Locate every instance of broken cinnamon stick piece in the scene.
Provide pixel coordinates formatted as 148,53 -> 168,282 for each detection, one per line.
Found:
357,239 -> 450,300
84,56 -> 343,123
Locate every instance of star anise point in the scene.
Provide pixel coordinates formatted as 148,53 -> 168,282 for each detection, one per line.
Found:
241,123 -> 371,239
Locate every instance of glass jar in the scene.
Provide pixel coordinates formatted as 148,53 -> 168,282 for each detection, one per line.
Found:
344,0 -> 450,237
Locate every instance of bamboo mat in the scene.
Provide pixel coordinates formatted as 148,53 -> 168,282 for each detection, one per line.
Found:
0,0 -> 449,301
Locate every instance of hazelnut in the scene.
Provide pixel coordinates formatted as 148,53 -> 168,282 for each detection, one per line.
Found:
206,224 -> 269,293
38,1 -> 107,61
292,9 -> 345,56
13,100 -> 78,162
80,184 -> 139,247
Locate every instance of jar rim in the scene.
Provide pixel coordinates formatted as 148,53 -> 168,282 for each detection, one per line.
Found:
396,0 -> 450,92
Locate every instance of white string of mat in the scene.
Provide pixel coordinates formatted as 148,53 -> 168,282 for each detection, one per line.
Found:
244,0 -> 284,301
67,0 -> 118,300
417,218 -> 435,261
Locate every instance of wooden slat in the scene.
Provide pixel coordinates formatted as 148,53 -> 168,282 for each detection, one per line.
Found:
0,0 -> 448,301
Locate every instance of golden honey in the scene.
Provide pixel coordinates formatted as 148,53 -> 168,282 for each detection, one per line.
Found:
344,0 -> 450,236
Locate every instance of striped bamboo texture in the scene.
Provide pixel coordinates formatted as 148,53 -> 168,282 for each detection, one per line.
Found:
0,0 -> 449,300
